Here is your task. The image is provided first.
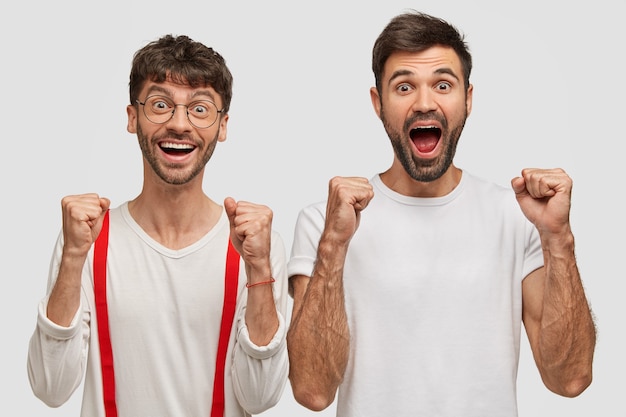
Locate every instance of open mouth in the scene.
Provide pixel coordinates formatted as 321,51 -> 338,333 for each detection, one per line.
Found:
159,142 -> 195,155
410,126 -> 441,153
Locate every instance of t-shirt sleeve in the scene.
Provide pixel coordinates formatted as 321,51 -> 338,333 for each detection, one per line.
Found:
522,220 -> 544,279
287,202 -> 326,279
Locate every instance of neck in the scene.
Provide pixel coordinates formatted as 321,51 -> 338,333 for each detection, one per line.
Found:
128,180 -> 222,250
380,163 -> 462,198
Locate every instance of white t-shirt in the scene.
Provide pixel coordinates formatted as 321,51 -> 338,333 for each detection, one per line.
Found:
288,171 -> 543,417
28,202 -> 289,417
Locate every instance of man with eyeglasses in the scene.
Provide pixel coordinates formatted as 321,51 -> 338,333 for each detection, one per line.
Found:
27,34 -> 289,417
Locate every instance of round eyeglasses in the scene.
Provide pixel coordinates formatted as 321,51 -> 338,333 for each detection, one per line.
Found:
136,95 -> 224,129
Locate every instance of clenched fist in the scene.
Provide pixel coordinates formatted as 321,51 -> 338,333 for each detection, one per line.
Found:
323,176 -> 375,245
511,168 -> 572,236
61,193 -> 111,258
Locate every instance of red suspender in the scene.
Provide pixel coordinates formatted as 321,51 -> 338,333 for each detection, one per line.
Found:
211,238 -> 240,417
94,209 -> 240,417
94,210 -> 116,417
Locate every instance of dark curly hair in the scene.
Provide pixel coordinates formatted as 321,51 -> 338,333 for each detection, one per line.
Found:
129,34 -> 233,113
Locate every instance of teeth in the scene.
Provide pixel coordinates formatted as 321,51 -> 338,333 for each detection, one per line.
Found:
161,142 -> 194,149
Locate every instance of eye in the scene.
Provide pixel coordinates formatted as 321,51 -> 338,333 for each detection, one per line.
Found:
191,103 -> 209,115
189,101 -> 215,119
396,83 -> 413,94
435,81 -> 452,92
149,97 -> 172,113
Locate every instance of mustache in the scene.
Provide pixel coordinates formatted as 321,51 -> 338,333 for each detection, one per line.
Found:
404,111 -> 447,131
155,132 -> 193,141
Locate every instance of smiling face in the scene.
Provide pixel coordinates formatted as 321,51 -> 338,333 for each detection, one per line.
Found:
127,78 -> 228,186
371,45 -> 472,185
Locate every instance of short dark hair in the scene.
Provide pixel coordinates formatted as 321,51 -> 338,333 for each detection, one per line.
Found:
129,34 -> 233,112
372,11 -> 472,93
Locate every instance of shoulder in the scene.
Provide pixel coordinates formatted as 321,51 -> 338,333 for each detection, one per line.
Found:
460,172 -> 526,221
463,171 -> 514,201
297,200 -> 327,222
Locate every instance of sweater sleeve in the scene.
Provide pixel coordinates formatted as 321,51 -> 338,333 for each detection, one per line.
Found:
27,298 -> 90,407
27,233 -> 92,407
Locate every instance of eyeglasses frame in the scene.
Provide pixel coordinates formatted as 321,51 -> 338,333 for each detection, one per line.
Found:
135,95 -> 225,129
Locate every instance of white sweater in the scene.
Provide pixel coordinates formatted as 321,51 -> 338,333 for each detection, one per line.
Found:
28,202 -> 289,417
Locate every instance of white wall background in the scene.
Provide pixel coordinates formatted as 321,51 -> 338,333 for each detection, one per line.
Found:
2,0 -> 624,415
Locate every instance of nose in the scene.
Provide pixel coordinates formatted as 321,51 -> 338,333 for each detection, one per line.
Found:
166,104 -> 192,130
411,88 -> 437,113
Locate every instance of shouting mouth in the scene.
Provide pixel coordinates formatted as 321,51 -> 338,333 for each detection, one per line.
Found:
410,126 -> 441,155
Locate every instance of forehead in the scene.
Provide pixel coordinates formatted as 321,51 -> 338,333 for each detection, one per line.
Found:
383,45 -> 463,81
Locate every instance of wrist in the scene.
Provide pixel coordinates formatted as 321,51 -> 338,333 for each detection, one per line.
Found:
540,228 -> 575,254
246,277 -> 275,288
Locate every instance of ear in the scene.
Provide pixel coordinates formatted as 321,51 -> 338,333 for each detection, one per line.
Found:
370,87 -> 382,119
217,113 -> 229,142
127,104 -> 138,134
465,84 -> 473,117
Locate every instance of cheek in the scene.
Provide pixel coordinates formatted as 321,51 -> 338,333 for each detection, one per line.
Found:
382,98 -> 410,122
441,98 -> 469,126
384,108 -> 411,133
449,106 -> 469,127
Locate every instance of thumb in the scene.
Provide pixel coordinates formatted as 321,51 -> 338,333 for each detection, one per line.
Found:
100,197 -> 112,212
223,197 -> 237,226
510,177 -> 527,196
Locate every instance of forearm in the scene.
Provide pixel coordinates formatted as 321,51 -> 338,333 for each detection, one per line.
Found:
287,238 -> 350,411
244,263 -> 280,345
47,253 -> 87,326
537,231 -> 596,396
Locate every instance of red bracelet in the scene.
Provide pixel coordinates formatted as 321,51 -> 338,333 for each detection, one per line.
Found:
246,277 -> 276,288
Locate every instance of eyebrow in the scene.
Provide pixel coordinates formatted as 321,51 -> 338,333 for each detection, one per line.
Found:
434,67 -> 460,81
144,85 -> 218,101
387,67 -> 460,87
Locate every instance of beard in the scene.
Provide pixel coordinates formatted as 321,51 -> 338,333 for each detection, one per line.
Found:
136,123 -> 220,185
381,108 -> 466,183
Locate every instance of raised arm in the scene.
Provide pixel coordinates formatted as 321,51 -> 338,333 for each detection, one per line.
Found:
287,177 -> 374,411
224,197 -> 280,345
48,194 -> 110,326
28,193 -> 110,406
512,168 -> 596,397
